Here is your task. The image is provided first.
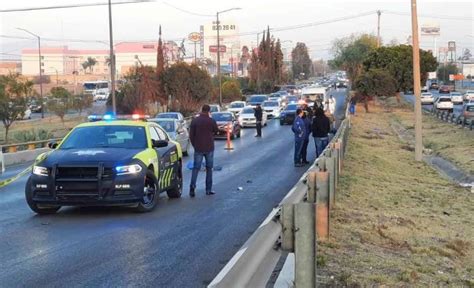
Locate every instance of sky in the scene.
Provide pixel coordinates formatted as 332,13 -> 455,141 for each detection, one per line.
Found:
1,0 -> 473,61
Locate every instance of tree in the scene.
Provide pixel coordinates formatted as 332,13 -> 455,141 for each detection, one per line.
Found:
48,86 -> 72,124
331,34 -> 378,84
72,94 -> 93,115
161,62 -> 212,115
291,42 -> 312,80
437,63 -> 458,83
354,68 -> 398,111
0,73 -> 32,143
82,57 -> 97,74
155,25 -> 166,103
221,79 -> 242,102
363,45 -> 438,93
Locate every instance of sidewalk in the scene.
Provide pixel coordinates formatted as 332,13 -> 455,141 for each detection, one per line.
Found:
315,101 -> 473,286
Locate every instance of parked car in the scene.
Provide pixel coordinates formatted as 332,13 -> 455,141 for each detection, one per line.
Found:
280,103 -> 299,125
461,103 -> 474,124
247,95 -> 268,108
262,101 -> 281,118
238,106 -> 267,128
155,112 -> 186,126
29,102 -> 42,113
212,112 -> 241,139
438,85 -> 451,94
435,96 -> 453,112
463,90 -> 474,102
450,92 -> 463,104
149,118 -> 190,156
420,92 -> 434,105
227,101 -> 246,116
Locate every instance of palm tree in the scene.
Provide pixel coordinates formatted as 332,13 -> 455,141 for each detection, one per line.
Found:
81,62 -> 89,74
86,57 -> 97,74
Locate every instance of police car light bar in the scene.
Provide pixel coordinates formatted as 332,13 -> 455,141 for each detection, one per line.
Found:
88,114 -> 150,122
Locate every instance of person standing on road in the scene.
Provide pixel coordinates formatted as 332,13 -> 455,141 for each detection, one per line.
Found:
300,110 -> 312,164
349,96 -> 356,115
328,95 -> 336,115
292,108 -> 306,167
254,103 -> 263,137
189,104 -> 218,197
312,107 -> 331,158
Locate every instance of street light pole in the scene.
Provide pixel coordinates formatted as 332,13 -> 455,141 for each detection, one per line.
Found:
17,28 -> 44,118
216,7 -> 241,107
108,0 -> 117,115
410,0 -> 423,161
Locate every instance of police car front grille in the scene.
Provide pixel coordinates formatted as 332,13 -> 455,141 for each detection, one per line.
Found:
56,167 -> 99,179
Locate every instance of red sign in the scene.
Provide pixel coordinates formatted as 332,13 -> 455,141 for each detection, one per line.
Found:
209,45 -> 226,53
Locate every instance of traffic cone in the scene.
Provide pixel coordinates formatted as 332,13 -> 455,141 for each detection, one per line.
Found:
224,125 -> 234,150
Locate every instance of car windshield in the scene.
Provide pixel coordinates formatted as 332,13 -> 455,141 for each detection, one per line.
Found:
241,108 -> 255,114
249,96 -> 267,103
263,101 -> 278,107
154,120 -> 175,132
212,113 -> 233,121
60,125 -> 147,149
210,106 -> 219,112
285,104 -> 298,111
156,113 -> 179,119
451,93 -> 461,96
230,102 -> 244,108
421,93 -> 432,96
439,98 -> 451,102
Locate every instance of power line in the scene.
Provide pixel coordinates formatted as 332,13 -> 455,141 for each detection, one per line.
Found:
383,10 -> 473,21
161,2 -> 213,17
0,0 -> 154,13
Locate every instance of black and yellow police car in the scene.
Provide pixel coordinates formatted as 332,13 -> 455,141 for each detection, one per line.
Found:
25,114 -> 183,214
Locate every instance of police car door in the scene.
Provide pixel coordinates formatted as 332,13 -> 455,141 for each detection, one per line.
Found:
154,126 -> 176,189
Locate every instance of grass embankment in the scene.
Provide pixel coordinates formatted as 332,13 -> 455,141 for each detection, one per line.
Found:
318,101 -> 474,287
0,115 -> 85,144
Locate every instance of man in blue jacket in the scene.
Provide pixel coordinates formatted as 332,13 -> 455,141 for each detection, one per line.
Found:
292,108 -> 306,167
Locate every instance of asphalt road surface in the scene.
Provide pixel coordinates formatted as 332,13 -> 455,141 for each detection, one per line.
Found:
0,90 -> 347,287
404,91 -> 465,117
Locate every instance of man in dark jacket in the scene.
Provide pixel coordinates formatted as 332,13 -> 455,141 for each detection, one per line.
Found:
292,108 -> 306,167
189,104 -> 218,197
254,104 -> 263,137
311,107 -> 331,157
301,110 -> 312,164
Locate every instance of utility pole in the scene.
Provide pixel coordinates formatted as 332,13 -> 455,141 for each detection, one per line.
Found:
17,28 -> 44,118
411,0 -> 423,161
216,11 -> 221,107
108,0 -> 116,115
377,10 -> 381,48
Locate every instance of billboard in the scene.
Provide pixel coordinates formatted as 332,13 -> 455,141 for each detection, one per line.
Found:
188,32 -> 201,43
448,41 -> 456,52
421,22 -> 440,36
209,45 -> 226,53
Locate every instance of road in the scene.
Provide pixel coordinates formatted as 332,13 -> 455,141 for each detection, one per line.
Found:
404,91 -> 465,117
0,90 -> 347,287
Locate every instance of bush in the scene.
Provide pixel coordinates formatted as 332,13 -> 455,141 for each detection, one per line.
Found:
221,79 -> 242,102
354,68 -> 397,98
14,129 -> 53,143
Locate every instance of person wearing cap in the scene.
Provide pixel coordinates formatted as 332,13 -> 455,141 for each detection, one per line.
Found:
189,104 -> 218,197
254,103 -> 263,137
292,108 -> 306,167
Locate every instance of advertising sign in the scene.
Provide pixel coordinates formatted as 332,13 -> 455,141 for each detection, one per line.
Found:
448,41 -> 456,51
188,32 -> 201,43
428,72 -> 437,79
420,22 -> 440,36
209,45 -> 226,53
449,74 -> 454,81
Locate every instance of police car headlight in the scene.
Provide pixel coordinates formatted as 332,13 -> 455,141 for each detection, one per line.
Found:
115,164 -> 142,175
33,165 -> 49,177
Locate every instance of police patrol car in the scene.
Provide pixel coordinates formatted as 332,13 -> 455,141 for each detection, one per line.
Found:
25,114 -> 183,214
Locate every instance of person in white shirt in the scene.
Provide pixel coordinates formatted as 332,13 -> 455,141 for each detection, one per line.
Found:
328,95 -> 336,115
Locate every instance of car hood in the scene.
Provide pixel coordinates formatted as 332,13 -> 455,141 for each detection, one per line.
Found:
39,148 -> 145,167
239,113 -> 255,118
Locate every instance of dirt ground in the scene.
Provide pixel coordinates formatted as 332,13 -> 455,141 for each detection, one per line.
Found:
317,101 -> 474,287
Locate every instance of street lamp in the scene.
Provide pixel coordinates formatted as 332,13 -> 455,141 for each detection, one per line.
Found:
216,7 -> 241,107
16,27 -> 44,119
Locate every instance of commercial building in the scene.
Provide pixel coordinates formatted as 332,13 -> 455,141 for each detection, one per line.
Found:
20,42 -> 180,77
0,62 -> 21,75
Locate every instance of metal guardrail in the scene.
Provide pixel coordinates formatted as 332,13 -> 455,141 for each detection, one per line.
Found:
430,107 -> 473,130
209,104 -> 351,288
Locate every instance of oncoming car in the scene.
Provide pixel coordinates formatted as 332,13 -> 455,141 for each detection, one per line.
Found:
25,115 -> 183,214
421,92 -> 434,105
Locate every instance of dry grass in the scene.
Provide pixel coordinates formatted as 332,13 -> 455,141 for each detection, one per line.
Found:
0,115 -> 85,144
318,102 -> 474,287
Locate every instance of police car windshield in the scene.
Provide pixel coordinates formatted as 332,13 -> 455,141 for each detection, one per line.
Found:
212,113 -> 233,121
154,120 -> 175,132
60,126 -> 147,149
156,113 -> 179,119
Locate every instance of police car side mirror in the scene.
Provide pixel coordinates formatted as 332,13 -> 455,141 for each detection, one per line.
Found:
48,142 -> 58,149
152,139 -> 168,148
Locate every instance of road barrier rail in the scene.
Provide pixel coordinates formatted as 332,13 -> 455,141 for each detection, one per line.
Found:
209,106 -> 351,288
430,107 -> 473,130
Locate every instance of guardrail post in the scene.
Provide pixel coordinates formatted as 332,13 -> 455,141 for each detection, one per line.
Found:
294,203 -> 316,288
316,171 -> 330,241
335,141 -> 342,174
0,150 -> 4,174
8,146 -> 17,153
281,204 -> 295,252
450,114 -> 455,123
326,150 -> 336,209
28,144 -> 35,150
307,171 -> 317,203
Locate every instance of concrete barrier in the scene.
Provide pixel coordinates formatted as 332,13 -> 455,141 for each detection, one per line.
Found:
3,148 -> 49,167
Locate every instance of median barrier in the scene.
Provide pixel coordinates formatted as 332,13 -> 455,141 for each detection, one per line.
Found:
209,106 -> 351,288
3,148 -> 50,167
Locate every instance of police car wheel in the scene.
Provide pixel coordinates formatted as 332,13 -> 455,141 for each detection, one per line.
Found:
136,170 -> 158,212
167,161 -> 182,199
25,178 -> 61,214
